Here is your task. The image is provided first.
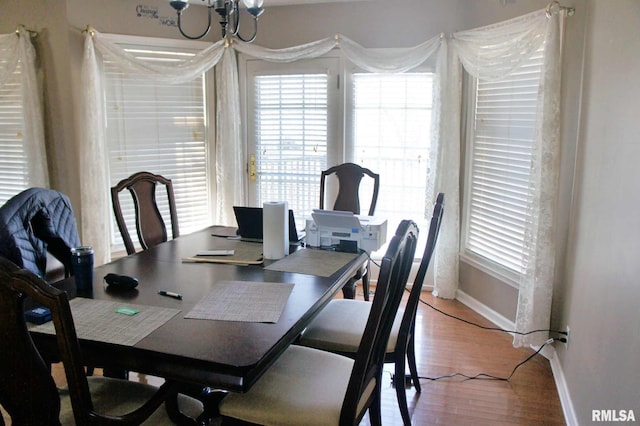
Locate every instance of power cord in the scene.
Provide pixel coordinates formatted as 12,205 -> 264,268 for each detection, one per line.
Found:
363,250 -> 567,339
363,251 -> 568,381
418,296 -> 568,341
418,338 -> 555,382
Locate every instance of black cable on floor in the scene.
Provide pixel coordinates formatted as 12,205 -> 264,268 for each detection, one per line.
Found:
418,338 -> 555,382
418,297 -> 568,340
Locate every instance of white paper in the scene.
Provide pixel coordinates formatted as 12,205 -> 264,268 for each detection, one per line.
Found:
263,201 -> 288,260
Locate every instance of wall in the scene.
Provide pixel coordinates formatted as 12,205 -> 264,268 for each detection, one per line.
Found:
558,0 -> 640,423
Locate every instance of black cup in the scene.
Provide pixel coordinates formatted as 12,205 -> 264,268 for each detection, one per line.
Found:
71,246 -> 94,297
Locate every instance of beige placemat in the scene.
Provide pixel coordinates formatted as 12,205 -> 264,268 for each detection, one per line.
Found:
31,298 -> 180,346
185,280 -> 294,323
264,249 -> 359,277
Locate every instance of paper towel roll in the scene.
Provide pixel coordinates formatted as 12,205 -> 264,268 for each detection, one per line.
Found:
263,201 -> 289,260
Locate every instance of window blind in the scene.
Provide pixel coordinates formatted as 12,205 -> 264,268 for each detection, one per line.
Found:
0,58 -> 28,204
465,50 -> 544,274
103,44 -> 210,251
253,73 -> 328,227
351,72 -> 434,257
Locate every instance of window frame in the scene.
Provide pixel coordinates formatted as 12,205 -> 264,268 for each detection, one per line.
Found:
344,63 -> 436,259
239,53 -> 437,260
460,48 -> 544,289
239,54 -> 344,223
100,33 -> 216,254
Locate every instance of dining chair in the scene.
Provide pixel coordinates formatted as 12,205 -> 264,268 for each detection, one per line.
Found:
320,162 -> 380,216
320,162 -> 380,301
218,220 -> 418,426
298,193 -> 444,426
0,256 -> 203,425
111,171 -> 179,255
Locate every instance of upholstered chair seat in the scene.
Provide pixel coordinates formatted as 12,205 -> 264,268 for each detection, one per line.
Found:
58,377 -> 203,425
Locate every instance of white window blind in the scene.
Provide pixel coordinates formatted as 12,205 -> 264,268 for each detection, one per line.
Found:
464,49 -> 544,275
244,59 -> 435,255
0,58 -> 28,204
252,73 -> 329,226
351,72 -> 434,258
103,43 -> 211,251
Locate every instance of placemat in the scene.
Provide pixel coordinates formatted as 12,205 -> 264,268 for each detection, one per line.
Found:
31,298 -> 180,346
264,249 -> 359,277
185,280 -> 294,323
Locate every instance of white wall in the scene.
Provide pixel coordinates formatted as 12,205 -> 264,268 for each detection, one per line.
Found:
559,0 -> 640,422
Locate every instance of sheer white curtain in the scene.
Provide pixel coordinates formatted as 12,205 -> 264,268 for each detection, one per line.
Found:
80,29 -> 227,264
430,37 -> 461,300
451,9 -> 564,347
0,27 -> 48,188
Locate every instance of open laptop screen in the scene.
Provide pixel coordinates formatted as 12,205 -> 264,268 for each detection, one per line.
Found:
232,206 -> 305,242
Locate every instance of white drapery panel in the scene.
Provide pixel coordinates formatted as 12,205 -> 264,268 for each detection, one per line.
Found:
215,48 -> 245,226
429,38 -> 461,300
0,28 -> 48,188
81,30 -> 228,264
452,9 -> 563,347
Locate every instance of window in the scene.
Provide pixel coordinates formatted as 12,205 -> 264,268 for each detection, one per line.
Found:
462,48 -> 544,281
243,56 -> 434,257
0,56 -> 28,204
252,72 -> 330,221
102,37 -> 214,252
244,57 -> 341,229
349,72 -> 434,256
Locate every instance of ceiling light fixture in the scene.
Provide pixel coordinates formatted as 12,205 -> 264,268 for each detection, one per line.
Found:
169,0 -> 264,41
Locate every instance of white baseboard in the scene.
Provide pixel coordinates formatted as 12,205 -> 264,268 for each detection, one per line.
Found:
549,349 -> 579,426
454,289 -> 577,426
455,289 -> 515,332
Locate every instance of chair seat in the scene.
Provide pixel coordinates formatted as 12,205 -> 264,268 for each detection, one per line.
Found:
219,345 -> 375,426
59,377 -> 203,425
299,299 -> 403,354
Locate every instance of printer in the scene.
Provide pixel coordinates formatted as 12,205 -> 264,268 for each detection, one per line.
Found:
305,209 -> 387,253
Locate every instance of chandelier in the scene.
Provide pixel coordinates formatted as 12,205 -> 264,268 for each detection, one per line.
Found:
169,0 -> 264,42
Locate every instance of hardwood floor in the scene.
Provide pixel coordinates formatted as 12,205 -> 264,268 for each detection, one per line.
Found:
2,291 -> 566,425
368,291 -> 566,425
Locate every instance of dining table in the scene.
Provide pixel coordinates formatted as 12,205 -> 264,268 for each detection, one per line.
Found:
29,226 -> 367,393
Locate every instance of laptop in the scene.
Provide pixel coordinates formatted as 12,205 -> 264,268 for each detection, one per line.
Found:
232,206 -> 305,243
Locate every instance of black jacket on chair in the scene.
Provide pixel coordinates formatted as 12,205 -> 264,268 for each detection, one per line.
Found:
0,188 -> 80,279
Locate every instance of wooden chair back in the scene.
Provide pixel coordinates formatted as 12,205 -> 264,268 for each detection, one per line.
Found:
398,193 -> 444,347
340,219 -> 418,424
0,257 -> 182,425
111,171 -> 179,255
320,163 -> 380,216
0,256 -> 88,424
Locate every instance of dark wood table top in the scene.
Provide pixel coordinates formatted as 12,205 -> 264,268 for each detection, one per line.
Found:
32,227 -> 366,392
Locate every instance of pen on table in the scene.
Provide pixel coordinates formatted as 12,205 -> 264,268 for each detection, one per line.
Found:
158,290 -> 182,300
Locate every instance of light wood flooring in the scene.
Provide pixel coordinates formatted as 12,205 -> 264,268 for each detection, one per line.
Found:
366,291 -> 566,425
2,291 -> 566,425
